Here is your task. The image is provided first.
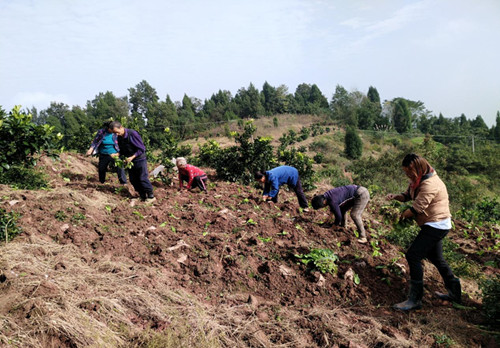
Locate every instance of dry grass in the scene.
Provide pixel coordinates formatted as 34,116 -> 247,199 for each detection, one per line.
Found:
1,235 -> 462,348
0,236 -> 229,348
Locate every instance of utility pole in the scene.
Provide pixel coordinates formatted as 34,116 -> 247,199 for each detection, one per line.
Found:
471,135 -> 475,153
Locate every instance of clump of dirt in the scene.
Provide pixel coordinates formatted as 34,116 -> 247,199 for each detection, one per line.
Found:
0,153 -> 497,347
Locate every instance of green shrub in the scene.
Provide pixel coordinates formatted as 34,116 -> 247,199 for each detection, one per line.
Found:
198,121 -> 277,184
0,208 -> 22,243
0,165 -> 48,189
277,148 -> 315,190
457,197 -> 500,223
196,140 -> 222,168
313,153 -> 324,164
344,126 -> 362,159
480,275 -> 500,327
385,220 -> 420,249
0,106 -> 61,181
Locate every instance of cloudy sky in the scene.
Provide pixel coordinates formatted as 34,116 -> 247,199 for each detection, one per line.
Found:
1,0 -> 499,125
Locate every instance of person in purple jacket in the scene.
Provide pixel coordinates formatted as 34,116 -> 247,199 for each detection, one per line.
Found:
86,121 -> 127,185
254,165 -> 308,210
109,121 -> 154,202
311,185 -> 370,243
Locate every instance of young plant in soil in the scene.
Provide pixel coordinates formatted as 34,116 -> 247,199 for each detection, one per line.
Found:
295,248 -> 339,275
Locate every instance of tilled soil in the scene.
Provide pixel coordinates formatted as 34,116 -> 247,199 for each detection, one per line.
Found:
0,153 -> 498,347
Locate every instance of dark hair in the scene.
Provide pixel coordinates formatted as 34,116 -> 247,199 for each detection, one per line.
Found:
109,121 -> 122,130
102,120 -> 113,129
311,195 -> 327,210
402,153 -> 432,180
254,171 -> 265,180
402,153 -> 419,167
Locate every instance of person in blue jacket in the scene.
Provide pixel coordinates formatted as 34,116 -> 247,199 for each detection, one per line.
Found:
254,165 -> 308,210
311,185 -> 370,243
86,121 -> 127,185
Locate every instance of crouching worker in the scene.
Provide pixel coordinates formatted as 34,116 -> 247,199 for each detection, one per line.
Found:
176,157 -> 208,192
387,153 -> 460,311
311,185 -> 370,244
254,165 -> 308,210
108,121 -> 155,202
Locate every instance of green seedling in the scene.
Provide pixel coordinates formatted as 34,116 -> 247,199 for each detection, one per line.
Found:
133,210 -> 144,219
257,236 -> 272,243
159,222 -> 167,227
105,205 -> 112,214
246,218 -> 257,225
114,157 -> 134,170
295,248 -> 339,275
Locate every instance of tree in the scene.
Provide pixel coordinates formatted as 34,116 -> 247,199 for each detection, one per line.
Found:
128,80 -> 159,126
367,86 -> 381,104
470,115 -> 489,138
261,81 -> 279,115
86,91 -> 129,129
234,83 -> 264,118
494,111 -> 500,143
344,126 -> 362,159
392,98 -> 411,133
330,85 -> 358,126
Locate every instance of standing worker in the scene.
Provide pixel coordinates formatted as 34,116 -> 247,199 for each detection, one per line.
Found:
387,153 -> 461,311
254,165 -> 308,210
311,185 -> 370,243
108,121 -> 155,202
86,121 -> 127,185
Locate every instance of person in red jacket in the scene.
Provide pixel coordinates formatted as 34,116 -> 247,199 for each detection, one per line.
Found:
176,157 -> 208,192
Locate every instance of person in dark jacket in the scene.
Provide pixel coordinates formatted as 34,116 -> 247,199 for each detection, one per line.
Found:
254,165 -> 308,210
311,185 -> 370,243
386,153 -> 460,311
86,121 -> 127,185
108,121 -> 154,202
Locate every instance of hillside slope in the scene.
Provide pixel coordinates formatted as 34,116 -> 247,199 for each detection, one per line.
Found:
0,153 -> 497,347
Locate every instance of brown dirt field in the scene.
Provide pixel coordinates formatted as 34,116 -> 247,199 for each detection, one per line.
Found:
0,153 -> 498,347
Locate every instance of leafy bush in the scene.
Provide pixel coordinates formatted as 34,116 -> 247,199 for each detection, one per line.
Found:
0,105 -> 61,172
277,148 -> 316,190
344,126 -> 362,159
295,248 -> 339,275
0,208 -> 22,243
480,275 -> 500,326
196,140 -> 222,168
197,121 -> 277,184
155,127 -> 193,185
313,153 -> 324,164
273,116 -> 279,128
456,197 -> 500,224
385,220 -> 420,249
0,166 -> 48,189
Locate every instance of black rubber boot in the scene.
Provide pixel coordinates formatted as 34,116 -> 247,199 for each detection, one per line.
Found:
394,280 -> 423,311
435,278 -> 461,304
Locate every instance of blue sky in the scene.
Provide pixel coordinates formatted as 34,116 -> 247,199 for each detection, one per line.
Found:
1,0 -> 499,125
